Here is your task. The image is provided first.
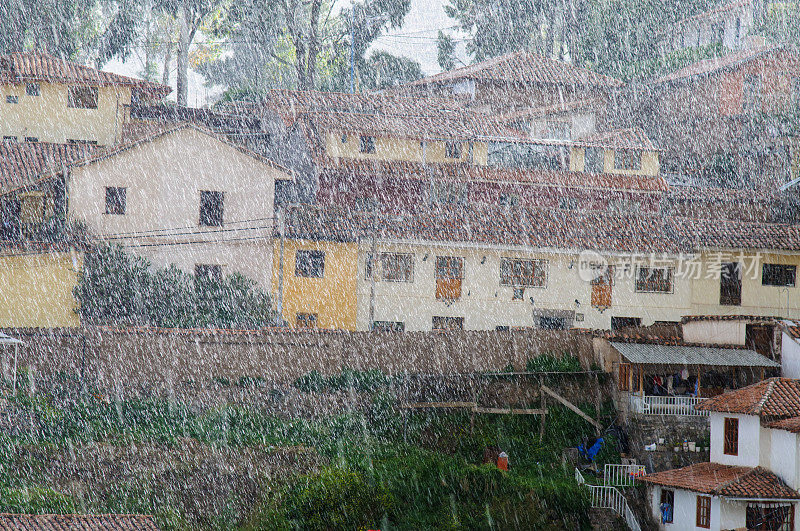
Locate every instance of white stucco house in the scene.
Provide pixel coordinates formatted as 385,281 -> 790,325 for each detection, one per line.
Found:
641,378 -> 800,530
782,322 -> 800,379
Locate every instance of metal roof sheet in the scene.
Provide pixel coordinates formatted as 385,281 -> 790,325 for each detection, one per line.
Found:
611,342 -> 779,367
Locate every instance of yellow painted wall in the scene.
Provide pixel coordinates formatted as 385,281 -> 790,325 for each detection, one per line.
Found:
0,251 -> 81,328
325,131 -> 488,165
605,149 -> 660,177
272,239 -> 358,330
570,147 -> 585,172
0,82 -> 131,145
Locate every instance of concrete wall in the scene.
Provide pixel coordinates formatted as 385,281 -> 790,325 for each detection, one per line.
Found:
0,327 -> 596,391
683,320 -> 746,345
770,427 -> 800,490
710,411 -> 760,467
0,251 -> 81,328
68,126 -> 288,287
783,333 -> 800,378
0,82 -> 131,145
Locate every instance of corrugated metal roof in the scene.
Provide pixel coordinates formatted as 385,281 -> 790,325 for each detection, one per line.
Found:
611,342 -> 779,367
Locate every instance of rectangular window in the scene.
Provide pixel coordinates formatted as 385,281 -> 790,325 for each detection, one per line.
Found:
359,135 -> 376,154
432,316 -> 464,330
711,21 -> 724,44
104,186 -> 126,215
67,86 -> 99,109
444,141 -> 462,159
25,83 -> 40,96
499,193 -> 519,207
611,317 -> 641,330
724,417 -> 739,455
195,264 -> 222,291
296,313 -> 318,328
660,489 -> 674,524
720,262 -> 742,306
762,264 -> 796,287
24,137 -> 37,143
500,258 -> 547,288
696,495 -> 711,528
199,190 -> 224,226
746,503 -> 795,530
3,136 -> 17,142
380,253 -> 413,282
635,266 -> 674,293
295,250 -> 325,278
539,316 -> 566,330
614,149 -> 642,171
435,256 -> 464,301
5,95 -> 18,104
67,139 -> 98,145
373,321 -> 404,332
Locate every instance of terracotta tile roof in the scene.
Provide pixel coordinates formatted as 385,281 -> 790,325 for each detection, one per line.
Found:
782,320 -> 800,340
319,158 -> 668,192
640,462 -> 799,499
0,513 -> 160,530
0,141 -> 98,192
405,50 -> 624,88
0,123 -> 290,195
494,97 -> 608,123
0,52 -> 170,98
575,128 -> 657,151
650,43 -> 787,84
682,315 -> 781,324
696,378 -> 800,417
767,416 -> 800,433
668,216 -> 800,251
280,203 -> 689,254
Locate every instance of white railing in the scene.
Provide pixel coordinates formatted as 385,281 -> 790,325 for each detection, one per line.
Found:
588,485 -> 642,531
604,463 -> 646,487
629,394 -> 708,416
575,467 -> 586,485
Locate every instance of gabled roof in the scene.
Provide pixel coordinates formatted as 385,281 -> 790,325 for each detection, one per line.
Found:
0,52 -> 170,98
574,128 -> 657,151
611,342 -> 778,367
767,416 -> 800,434
668,216 -> 800,251
782,320 -> 800,340
494,96 -> 607,123
405,51 -> 624,88
640,462 -> 799,499
696,378 -> 800,417
0,123 -> 290,195
0,513 -> 161,530
650,43 -> 788,85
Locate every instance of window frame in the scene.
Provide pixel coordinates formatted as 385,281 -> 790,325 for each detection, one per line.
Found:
614,149 -> 642,171
295,249 -> 325,279
359,135 -> 376,154
104,186 -> 127,215
660,488 -> 675,524
762,263 -> 797,287
295,313 -> 318,328
380,252 -> 414,283
432,316 -> 464,331
199,190 -> 224,227
724,417 -> 739,456
499,258 -> 547,288
444,141 -> 463,159
372,321 -> 405,332
67,85 -> 99,109
5,95 -> 18,104
696,495 -> 711,529
634,266 -> 674,294
25,83 -> 40,96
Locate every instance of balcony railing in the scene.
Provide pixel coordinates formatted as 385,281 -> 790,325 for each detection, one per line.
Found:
628,394 -> 708,416
604,463 -> 646,488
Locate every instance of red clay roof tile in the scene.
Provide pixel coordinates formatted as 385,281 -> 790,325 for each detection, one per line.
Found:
0,513 -> 160,530
640,462 -> 799,499
696,378 -> 800,417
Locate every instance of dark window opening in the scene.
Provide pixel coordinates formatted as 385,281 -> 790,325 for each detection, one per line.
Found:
611,317 -> 641,330
539,316 -> 566,330
373,321 -> 404,332
724,417 -> 739,455
199,190 -> 224,227
763,264 -> 796,287
359,135 -> 376,154
67,86 -> 99,109
445,141 -> 462,159
696,495 -> 711,528
295,250 -> 325,278
25,83 -> 40,96
746,503 -> 795,530
660,489 -> 674,524
3,136 -> 17,142
104,186 -> 126,215
614,149 -> 642,171
635,266 -> 673,293
720,262 -> 742,306
0,199 -> 21,240
67,139 -> 98,145
500,258 -> 546,288
24,137 -> 37,143
584,147 -> 603,173
6,95 -> 18,104
432,316 -> 464,330
379,253 -> 413,282
296,313 -> 318,328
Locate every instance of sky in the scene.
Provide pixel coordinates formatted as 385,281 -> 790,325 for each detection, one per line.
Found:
103,0 -> 466,106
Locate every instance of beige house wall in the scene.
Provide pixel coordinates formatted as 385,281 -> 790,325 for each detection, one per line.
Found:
324,131 -> 489,165
355,242 -> 693,331
0,82 -> 131,145
570,147 -> 660,177
690,251 -> 800,318
67,126 -> 289,287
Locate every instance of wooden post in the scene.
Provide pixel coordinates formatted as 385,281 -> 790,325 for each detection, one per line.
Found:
539,384 -> 546,443
638,365 -> 644,395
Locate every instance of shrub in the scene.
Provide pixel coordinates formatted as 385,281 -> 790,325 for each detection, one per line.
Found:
525,353 -> 582,373
0,486 -> 76,514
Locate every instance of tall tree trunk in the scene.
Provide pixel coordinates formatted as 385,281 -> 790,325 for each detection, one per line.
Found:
176,3 -> 189,106
162,19 -> 174,87
306,0 -> 322,90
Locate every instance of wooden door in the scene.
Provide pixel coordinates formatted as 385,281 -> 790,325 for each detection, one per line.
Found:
436,256 -> 463,301
591,266 -> 614,309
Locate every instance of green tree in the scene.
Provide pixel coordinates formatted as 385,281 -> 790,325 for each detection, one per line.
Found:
436,30 -> 456,71
360,51 -> 422,89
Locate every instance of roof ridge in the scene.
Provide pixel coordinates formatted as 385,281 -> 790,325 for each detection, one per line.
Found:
710,464 -> 754,495
754,379 -> 777,415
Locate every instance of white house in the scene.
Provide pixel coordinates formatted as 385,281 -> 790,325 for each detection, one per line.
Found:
782,322 -> 800,379
660,0 -> 758,55
641,378 -> 800,530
